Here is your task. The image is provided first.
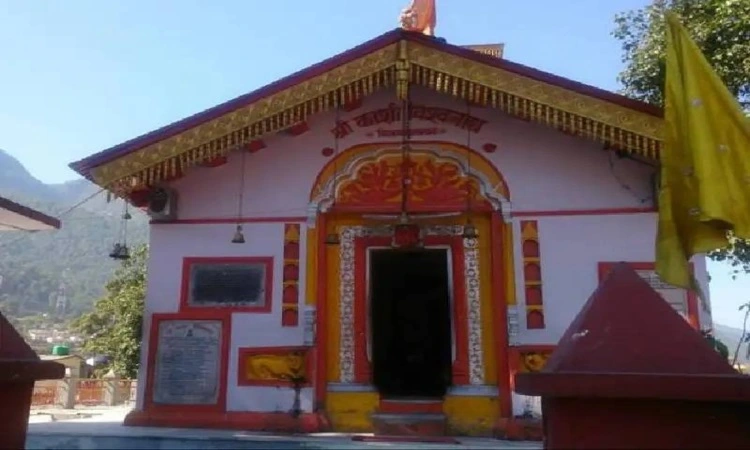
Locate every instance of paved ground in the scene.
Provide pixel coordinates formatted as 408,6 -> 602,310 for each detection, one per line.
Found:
26,406 -> 542,449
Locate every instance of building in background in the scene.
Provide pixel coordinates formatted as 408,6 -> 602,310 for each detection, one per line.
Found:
69,13 -> 711,437
0,196 -> 60,233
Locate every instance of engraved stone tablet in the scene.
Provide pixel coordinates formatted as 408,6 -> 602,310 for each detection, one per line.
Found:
152,319 -> 222,405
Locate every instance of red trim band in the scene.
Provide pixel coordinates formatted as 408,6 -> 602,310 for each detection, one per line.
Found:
151,216 -> 307,225
513,207 -> 655,218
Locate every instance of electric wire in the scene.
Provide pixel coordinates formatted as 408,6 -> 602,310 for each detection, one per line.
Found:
607,151 -> 653,204
0,188 -> 106,248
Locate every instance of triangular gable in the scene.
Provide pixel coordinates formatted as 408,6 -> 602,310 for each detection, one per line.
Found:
70,29 -> 663,194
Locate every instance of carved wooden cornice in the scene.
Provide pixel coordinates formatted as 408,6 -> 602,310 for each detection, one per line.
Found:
87,39 -> 663,194
407,42 -> 663,158
96,45 -> 400,193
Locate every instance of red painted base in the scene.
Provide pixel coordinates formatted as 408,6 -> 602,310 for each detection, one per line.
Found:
544,397 -> 750,449
0,382 -> 33,450
124,410 -> 323,433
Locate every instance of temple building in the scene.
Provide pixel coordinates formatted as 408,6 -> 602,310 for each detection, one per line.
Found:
70,7 -> 712,436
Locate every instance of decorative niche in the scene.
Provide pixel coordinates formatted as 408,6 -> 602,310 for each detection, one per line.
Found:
180,257 -> 273,313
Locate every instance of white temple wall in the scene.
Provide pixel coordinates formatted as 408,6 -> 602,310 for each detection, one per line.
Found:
510,211 -> 711,345
135,221 -> 311,413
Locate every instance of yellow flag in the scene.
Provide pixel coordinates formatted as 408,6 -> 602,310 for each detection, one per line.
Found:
656,12 -> 750,289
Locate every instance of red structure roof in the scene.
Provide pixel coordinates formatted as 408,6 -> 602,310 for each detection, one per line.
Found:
545,263 -> 734,375
69,29 -> 662,182
0,196 -> 61,231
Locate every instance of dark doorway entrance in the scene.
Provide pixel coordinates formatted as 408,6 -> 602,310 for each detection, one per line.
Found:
370,248 -> 453,398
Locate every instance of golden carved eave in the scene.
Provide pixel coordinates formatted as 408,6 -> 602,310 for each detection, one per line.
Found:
93,44 -> 400,192
87,37 -> 664,195
406,42 -> 664,159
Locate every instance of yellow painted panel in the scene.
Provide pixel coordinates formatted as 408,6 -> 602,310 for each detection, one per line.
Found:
327,391 -> 379,432
444,395 -> 499,436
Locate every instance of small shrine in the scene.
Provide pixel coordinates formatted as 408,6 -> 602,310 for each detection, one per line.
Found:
515,264 -> 750,449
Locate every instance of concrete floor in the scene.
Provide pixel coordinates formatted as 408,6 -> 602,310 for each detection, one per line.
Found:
26,406 -> 542,450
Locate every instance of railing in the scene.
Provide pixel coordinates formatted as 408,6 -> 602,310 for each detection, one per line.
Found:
31,384 -> 58,407
76,379 -> 106,405
31,378 -> 137,408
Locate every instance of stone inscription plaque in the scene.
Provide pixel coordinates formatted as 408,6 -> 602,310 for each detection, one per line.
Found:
152,319 -> 222,405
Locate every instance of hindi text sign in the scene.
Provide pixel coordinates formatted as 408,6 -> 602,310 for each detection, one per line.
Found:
152,319 -> 222,405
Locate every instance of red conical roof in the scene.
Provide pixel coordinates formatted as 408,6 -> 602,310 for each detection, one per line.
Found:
544,263 -> 735,375
0,312 -> 39,361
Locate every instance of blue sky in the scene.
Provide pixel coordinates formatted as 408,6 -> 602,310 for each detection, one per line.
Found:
0,0 -> 747,329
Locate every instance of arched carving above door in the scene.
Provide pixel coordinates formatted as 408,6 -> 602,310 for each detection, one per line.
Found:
308,141 -> 512,223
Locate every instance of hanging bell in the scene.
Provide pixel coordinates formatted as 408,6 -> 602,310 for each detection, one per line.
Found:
108,243 -> 122,259
325,233 -> 340,245
122,210 -> 132,220
108,243 -> 131,260
462,223 -> 479,239
231,224 -> 246,244
118,244 -> 131,260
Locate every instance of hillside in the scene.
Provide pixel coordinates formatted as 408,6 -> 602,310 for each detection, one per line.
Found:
0,149 -> 148,323
714,323 -> 750,364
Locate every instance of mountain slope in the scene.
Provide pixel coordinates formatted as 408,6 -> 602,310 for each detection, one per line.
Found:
0,149 -> 149,320
0,149 -> 57,200
714,323 -> 750,363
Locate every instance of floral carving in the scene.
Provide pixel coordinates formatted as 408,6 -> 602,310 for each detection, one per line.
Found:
519,351 -> 552,373
336,156 -> 485,209
464,237 -> 484,385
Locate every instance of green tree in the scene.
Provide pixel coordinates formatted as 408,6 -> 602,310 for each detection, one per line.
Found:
72,244 -> 147,378
612,0 -> 750,273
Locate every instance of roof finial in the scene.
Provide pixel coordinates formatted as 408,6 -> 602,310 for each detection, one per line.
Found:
399,0 -> 437,36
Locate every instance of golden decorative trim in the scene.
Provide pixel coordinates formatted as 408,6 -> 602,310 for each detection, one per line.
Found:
395,40 -> 410,101
462,43 -> 505,59
407,43 -> 663,159
90,39 -> 665,194
93,44 -> 400,191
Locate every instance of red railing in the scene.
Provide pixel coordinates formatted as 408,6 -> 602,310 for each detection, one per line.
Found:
31,379 -> 137,407
76,379 -> 106,406
31,384 -> 58,407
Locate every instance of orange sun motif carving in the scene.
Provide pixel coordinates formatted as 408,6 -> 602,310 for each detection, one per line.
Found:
336,156 -> 486,210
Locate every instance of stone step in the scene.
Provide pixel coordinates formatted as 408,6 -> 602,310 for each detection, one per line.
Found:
379,398 -> 444,414
371,412 -> 447,436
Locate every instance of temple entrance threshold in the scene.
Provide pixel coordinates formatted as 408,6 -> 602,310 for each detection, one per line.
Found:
370,248 -> 453,399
